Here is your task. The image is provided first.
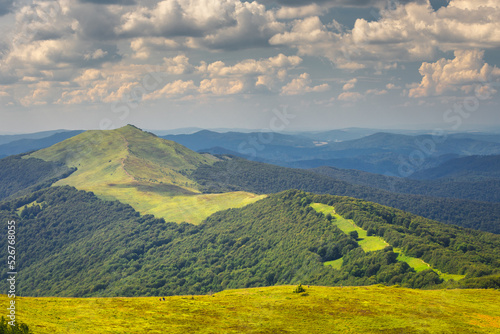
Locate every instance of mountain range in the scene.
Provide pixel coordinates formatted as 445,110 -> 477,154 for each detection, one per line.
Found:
163,130 -> 500,175
0,125 -> 499,299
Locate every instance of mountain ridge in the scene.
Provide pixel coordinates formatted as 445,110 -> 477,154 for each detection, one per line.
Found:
25,125 -> 264,224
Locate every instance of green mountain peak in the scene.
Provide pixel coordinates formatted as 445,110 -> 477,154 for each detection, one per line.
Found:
27,125 -> 264,223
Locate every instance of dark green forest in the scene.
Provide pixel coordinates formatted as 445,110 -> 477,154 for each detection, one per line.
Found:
1,186 -> 499,298
0,155 -> 74,201
311,166 -> 500,203
192,156 -> 500,233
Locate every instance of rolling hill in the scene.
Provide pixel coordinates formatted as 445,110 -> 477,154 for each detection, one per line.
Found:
2,125 -> 499,232
1,187 -> 499,298
0,125 -> 499,332
25,125 -> 264,224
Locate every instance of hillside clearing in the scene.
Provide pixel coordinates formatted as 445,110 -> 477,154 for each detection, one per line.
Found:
310,203 -> 388,252
310,203 -> 466,281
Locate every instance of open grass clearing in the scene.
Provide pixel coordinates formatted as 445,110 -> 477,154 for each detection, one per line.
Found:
310,203 -> 388,252
310,203 -> 466,281
324,258 -> 343,269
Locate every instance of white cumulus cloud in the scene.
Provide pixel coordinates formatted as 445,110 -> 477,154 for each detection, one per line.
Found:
281,73 -> 330,95
409,49 -> 500,98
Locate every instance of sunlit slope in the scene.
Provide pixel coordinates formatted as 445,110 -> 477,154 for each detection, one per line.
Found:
28,125 -> 264,223
10,286 -> 500,334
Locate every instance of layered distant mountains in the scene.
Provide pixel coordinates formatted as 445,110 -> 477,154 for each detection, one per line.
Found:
163,130 -> 500,175
4,127 -> 500,177
0,130 -> 84,159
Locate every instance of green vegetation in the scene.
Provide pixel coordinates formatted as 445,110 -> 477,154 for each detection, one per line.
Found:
0,317 -> 32,334
293,284 -> 306,293
192,156 -> 500,233
311,193 -> 500,285
27,125 -> 263,224
134,191 -> 266,225
393,248 -> 431,272
312,164 -> 500,203
6,286 -> 500,334
311,203 -> 463,281
324,258 -> 343,269
311,203 -> 389,252
1,187 -> 499,297
0,155 -> 74,201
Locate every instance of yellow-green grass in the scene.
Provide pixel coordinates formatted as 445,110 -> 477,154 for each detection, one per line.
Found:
393,248 -> 431,272
324,258 -> 343,269
79,181 -> 266,225
134,191 -> 267,225
15,201 -> 46,215
28,125 -> 211,195
310,202 -> 335,215
26,125 -> 265,224
435,270 -> 466,282
310,203 -> 388,252
392,248 -> 465,281
310,204 -> 465,281
6,286 -> 500,333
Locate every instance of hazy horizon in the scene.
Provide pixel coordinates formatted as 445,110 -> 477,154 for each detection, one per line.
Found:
2,124 -> 500,136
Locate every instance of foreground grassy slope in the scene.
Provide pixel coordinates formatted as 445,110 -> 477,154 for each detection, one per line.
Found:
27,125 -> 263,224
9,286 -> 500,334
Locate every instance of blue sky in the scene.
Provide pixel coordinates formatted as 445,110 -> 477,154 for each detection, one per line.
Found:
0,0 -> 499,133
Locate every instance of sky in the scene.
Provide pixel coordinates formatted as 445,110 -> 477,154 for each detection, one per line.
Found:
0,0 -> 499,133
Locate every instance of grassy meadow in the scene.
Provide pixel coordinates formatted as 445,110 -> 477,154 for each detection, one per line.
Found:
6,285 -> 500,333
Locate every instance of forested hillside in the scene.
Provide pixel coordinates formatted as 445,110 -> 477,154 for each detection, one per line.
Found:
25,125 -> 263,224
0,155 -> 75,201
192,156 -> 500,233
1,186 -> 499,297
311,166 -> 500,203
410,155 -> 500,180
